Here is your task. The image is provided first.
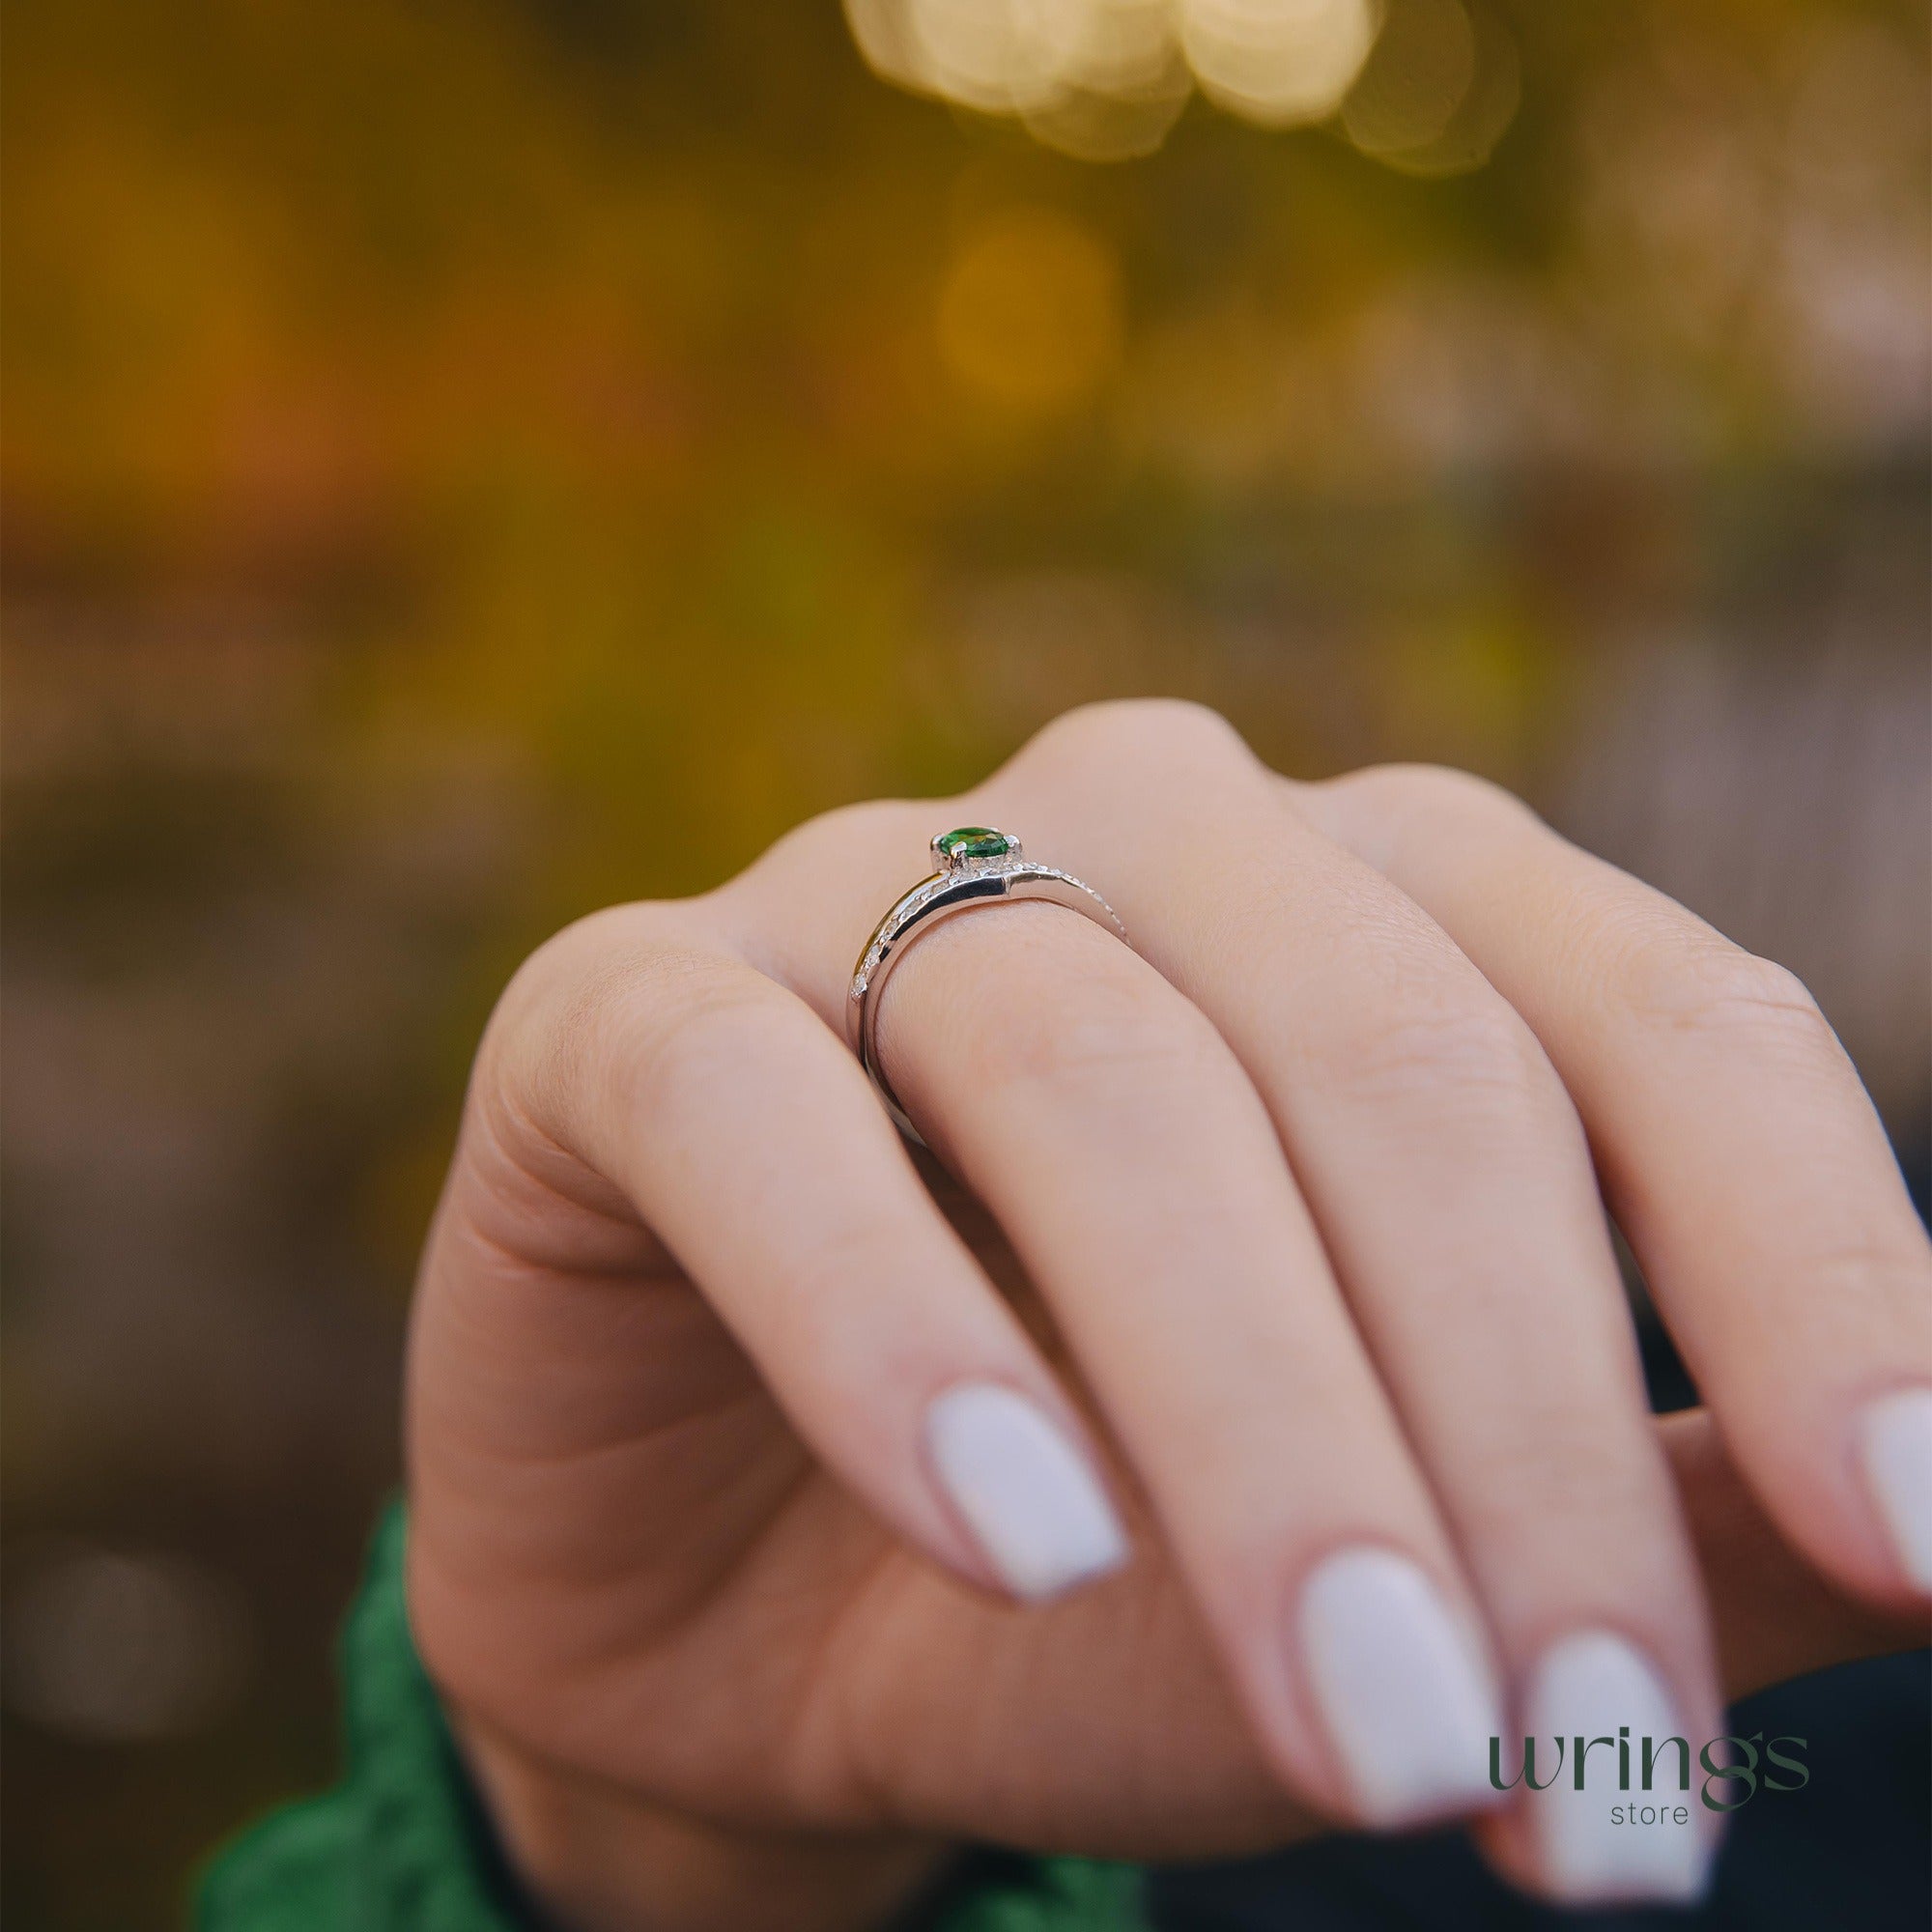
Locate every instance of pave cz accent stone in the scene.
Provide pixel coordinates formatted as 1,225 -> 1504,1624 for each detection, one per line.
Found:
934,826 -> 1014,865
849,856 -> 1100,997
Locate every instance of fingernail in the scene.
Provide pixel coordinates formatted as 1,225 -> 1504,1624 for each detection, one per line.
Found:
1298,1548 -> 1504,1827
924,1383 -> 1127,1602
1859,1388 -> 1932,1594
1525,1632 -> 1714,1905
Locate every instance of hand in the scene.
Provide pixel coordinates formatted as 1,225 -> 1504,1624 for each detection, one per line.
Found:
405,701 -> 1931,1932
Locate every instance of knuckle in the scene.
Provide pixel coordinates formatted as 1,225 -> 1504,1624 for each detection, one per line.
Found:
503,902 -> 654,1001
732,795 -> 923,892
487,906 -> 775,1132
979,980 -> 1228,1100
785,793 -> 917,857
1315,993 -> 1556,1113
1610,929 -> 1833,1049
613,969 -> 794,1117
1792,1239 -> 1932,1333
1024,696 -> 1255,775
1479,1431 -> 1610,1516
1346,760 -> 1536,825
481,903 -> 674,1072
1463,1425 -> 1664,1542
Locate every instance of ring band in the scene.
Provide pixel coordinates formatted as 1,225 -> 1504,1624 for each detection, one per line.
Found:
846,826 -> 1129,1142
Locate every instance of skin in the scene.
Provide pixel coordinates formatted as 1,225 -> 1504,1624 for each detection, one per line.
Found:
405,701 -> 1931,1932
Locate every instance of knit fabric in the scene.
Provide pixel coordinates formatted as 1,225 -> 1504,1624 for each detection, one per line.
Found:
195,1503 -> 1149,1932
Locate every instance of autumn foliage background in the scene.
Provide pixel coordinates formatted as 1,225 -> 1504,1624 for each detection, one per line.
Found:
3,2 -> 1928,1924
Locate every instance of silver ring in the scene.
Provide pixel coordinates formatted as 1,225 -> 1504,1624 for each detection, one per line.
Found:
846,826 -> 1129,1142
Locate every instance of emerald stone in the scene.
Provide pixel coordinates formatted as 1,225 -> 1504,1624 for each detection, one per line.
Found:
935,826 -> 1012,863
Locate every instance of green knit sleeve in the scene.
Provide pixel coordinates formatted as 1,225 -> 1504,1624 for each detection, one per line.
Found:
194,1503 -> 1151,1932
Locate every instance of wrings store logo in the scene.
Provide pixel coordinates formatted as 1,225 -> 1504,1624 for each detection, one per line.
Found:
1491,1729 -> 1810,1824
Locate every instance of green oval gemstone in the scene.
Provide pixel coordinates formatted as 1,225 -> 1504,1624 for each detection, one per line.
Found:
936,826 -> 1011,861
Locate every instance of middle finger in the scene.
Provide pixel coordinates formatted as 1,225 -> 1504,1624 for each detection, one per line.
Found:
994,703 -> 1722,1907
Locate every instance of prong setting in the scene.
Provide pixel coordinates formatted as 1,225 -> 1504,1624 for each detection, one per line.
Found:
932,826 -> 1021,869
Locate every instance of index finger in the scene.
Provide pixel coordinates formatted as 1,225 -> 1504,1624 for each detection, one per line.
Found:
422,899 -> 1130,1620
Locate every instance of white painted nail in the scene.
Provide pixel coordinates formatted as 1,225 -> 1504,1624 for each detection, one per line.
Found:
924,1383 -> 1127,1602
1859,1388 -> 1932,1594
1525,1632 -> 1714,1906
1298,1548 -> 1505,1827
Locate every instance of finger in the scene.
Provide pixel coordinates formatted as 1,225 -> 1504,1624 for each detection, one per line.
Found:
1301,763 -> 1932,1610
730,1406 -> 1920,1862
1660,1410 -> 1925,1703
861,895 -> 1508,1833
1472,1405 -> 1927,1900
459,902 -> 1130,1607
988,702 -> 1724,1906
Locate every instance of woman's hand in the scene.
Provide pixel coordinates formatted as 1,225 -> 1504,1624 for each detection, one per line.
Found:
406,701 -> 1931,1932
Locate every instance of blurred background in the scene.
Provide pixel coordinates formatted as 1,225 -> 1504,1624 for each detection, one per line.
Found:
3,0 -> 1928,1924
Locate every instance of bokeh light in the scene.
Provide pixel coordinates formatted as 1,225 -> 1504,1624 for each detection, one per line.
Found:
937,208 -> 1125,412
5,1544 -> 252,1744
845,0 -> 1519,167
1178,0 -> 1378,129
1339,0 -> 1473,156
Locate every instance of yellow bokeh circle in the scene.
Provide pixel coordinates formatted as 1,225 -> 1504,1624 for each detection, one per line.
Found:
937,209 -> 1125,414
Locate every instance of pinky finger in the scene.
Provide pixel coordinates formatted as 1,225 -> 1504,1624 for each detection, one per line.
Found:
1298,767 -> 1932,1610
